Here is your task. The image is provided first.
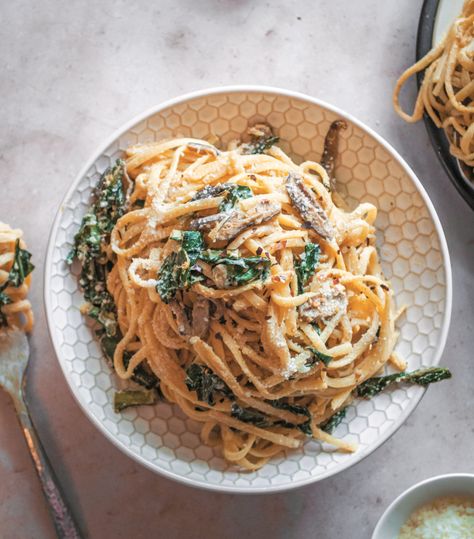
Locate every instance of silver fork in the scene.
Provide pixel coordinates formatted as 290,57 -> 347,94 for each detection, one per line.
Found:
0,330 -> 81,538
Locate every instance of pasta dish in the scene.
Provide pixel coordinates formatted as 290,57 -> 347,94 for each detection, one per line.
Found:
0,223 -> 34,332
394,0 -> 474,170
70,124 -> 451,470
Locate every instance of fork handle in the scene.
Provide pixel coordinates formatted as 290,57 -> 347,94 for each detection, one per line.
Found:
13,395 -> 82,539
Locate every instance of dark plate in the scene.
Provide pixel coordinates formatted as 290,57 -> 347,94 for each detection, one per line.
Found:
416,0 -> 474,210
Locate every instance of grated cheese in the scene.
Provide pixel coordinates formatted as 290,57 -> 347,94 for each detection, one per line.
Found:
398,496 -> 474,539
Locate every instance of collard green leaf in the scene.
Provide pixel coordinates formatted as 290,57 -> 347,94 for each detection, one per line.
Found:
268,399 -> 313,435
355,367 -> 452,399
5,239 -> 35,288
232,400 -> 313,435
114,389 -> 157,413
319,407 -> 347,433
267,399 -> 310,418
200,251 -> 270,287
307,346 -> 332,367
69,160 -> 161,394
185,364 -> 234,405
231,403 -> 269,427
241,135 -> 280,155
67,160 -> 127,338
219,185 -> 253,212
0,291 -> 11,328
156,232 -> 270,303
295,243 -> 320,293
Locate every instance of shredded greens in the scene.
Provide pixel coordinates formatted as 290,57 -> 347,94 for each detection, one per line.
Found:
156,231 -> 205,304
185,364 -> 234,406
307,346 -> 332,367
0,239 -> 34,328
219,185 -> 253,212
68,160 -> 159,394
240,134 -> 280,155
231,404 -> 269,427
231,401 -> 313,436
355,367 -> 452,399
156,230 -> 270,303
295,243 -> 320,293
319,408 -> 347,433
67,160 -> 127,337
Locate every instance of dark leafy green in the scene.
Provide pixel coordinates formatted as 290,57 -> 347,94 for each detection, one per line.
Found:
200,250 -> 270,287
185,364 -> 235,405
5,239 -> 35,288
156,231 -> 206,303
0,292 -> 11,328
219,185 -> 253,212
67,160 -> 127,337
307,346 -> 332,367
266,399 -> 310,418
295,243 -> 320,293
319,407 -> 347,433
231,403 -> 269,427
156,231 -> 270,303
355,367 -> 452,399
241,134 -> 280,155
231,401 -> 313,435
69,160 -> 161,392
268,399 -> 313,435
114,389 -> 157,413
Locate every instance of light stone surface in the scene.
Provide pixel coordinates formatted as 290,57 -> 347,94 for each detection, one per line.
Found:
1,1 -> 473,538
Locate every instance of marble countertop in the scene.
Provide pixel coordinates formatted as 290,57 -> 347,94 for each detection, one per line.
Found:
1,1 -> 473,537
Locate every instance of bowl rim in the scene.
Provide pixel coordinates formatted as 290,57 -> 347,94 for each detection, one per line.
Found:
371,472 -> 474,538
44,85 -> 453,493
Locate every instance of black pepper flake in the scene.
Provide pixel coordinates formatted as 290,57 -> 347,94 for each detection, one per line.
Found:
219,315 -> 226,324
302,221 -> 311,229
215,332 -> 223,340
381,284 -> 389,291
231,319 -> 238,328
265,315 -> 272,320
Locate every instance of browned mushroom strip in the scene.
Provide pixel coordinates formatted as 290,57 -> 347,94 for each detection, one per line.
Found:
191,297 -> 210,338
321,120 -> 347,191
169,299 -> 192,336
211,265 -> 229,288
188,213 -> 225,232
191,183 -> 234,201
210,200 -> 281,242
285,173 -> 334,241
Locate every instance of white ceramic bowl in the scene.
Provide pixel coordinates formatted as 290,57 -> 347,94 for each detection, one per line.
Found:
372,473 -> 474,538
44,86 -> 452,493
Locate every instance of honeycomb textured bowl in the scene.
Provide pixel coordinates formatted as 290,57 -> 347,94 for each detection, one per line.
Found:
45,87 -> 452,493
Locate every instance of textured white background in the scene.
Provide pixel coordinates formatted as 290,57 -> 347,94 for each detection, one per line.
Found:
1,1 -> 473,538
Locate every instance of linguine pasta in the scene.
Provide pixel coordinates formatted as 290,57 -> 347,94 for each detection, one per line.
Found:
393,0 -> 474,169
96,129 -> 401,470
0,223 -> 34,332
